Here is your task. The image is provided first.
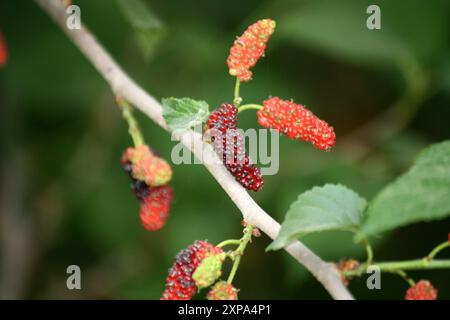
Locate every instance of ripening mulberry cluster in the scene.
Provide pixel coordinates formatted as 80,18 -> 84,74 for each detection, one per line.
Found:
161,241 -> 223,300
0,31 -> 7,67
227,19 -> 276,82
405,280 -> 437,300
257,97 -> 336,151
122,145 -> 173,231
206,104 -> 264,191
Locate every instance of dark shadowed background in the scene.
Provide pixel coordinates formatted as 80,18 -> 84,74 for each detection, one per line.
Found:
0,0 -> 449,299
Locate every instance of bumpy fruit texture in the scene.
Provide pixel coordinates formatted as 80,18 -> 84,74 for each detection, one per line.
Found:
258,97 -> 336,151
192,253 -> 224,289
162,241 -> 223,300
122,160 -> 151,200
207,281 -> 238,300
227,19 -> 276,82
0,31 -> 7,67
206,104 -> 264,191
122,146 -> 173,231
206,103 -> 238,133
122,145 -> 172,187
139,185 -> 173,231
405,280 -> 437,300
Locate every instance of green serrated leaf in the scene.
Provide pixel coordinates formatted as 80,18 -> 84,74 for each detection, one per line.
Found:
161,97 -> 209,131
358,140 -> 450,240
268,184 -> 367,251
116,0 -> 164,59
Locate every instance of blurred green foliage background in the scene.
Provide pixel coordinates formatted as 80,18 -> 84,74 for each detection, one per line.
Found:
0,0 -> 449,299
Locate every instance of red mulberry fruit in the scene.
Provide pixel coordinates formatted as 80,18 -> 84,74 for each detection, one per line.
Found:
227,19 -> 276,82
122,146 -> 173,231
139,185 -> 173,231
206,104 -> 264,191
207,281 -> 238,300
405,280 -> 437,300
257,97 -> 336,151
161,241 -> 222,300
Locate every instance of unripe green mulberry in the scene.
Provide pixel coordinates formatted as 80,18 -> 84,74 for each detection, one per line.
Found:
192,253 -> 225,289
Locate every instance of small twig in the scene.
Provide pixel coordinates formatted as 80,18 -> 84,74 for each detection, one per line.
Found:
238,104 -> 263,113
116,97 -> 144,147
427,241 -> 450,261
217,239 -> 241,248
389,270 -> 415,287
363,237 -> 374,266
343,259 -> 450,277
227,225 -> 254,284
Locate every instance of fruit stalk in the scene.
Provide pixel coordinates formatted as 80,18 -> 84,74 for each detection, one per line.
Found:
117,97 -> 144,147
427,240 -> 450,260
233,78 -> 242,107
227,224 -> 254,284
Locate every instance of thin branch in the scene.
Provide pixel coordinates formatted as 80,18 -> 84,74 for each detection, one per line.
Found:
343,259 -> 450,277
34,0 -> 354,300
